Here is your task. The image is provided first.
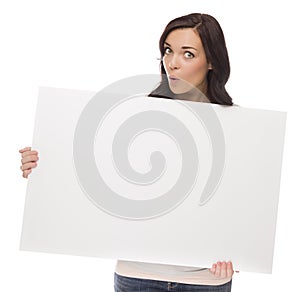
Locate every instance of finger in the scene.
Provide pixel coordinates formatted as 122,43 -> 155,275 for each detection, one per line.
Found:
220,261 -> 227,278
23,169 -> 32,178
19,147 -> 31,153
21,162 -> 37,171
21,150 -> 38,158
227,261 -> 234,277
215,262 -> 221,277
210,263 -> 217,273
21,154 -> 39,164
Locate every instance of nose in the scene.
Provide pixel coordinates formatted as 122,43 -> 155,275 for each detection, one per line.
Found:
166,55 -> 180,70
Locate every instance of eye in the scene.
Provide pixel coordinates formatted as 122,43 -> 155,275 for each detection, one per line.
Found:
184,51 -> 194,59
164,47 -> 172,55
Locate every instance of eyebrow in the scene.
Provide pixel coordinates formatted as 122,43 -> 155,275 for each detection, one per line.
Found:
164,42 -> 198,51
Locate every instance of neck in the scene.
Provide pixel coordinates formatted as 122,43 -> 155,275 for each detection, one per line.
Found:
173,78 -> 210,103
174,87 -> 210,103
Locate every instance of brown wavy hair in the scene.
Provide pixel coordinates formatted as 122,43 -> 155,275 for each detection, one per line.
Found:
149,13 -> 233,106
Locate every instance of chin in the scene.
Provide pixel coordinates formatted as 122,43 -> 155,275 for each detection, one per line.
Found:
169,84 -> 193,95
170,88 -> 187,95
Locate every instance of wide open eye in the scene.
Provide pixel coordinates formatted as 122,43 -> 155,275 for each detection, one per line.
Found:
164,47 -> 172,55
184,51 -> 195,59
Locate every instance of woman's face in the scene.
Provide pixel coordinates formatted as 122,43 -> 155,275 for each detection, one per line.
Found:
163,28 -> 211,95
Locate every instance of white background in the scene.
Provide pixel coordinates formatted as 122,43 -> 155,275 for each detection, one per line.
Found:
0,0 -> 299,291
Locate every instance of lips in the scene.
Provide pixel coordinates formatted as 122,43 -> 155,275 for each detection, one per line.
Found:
169,75 -> 180,81
168,76 -> 181,86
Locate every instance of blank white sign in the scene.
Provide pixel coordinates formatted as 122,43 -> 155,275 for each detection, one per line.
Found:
20,82 -> 286,274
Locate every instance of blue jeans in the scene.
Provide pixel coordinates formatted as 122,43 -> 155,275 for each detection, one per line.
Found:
114,273 -> 232,292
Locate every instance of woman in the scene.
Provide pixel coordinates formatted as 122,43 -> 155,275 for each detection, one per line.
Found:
20,13 -> 235,292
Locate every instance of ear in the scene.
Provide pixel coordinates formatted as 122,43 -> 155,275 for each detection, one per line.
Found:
208,63 -> 213,70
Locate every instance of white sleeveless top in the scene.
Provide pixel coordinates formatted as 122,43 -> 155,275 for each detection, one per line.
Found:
115,260 -> 232,286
